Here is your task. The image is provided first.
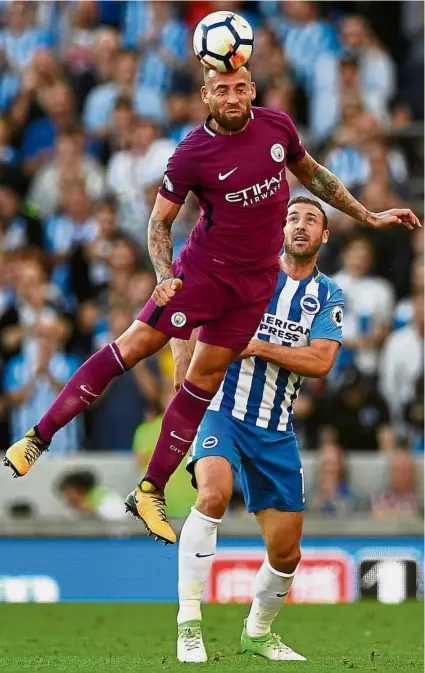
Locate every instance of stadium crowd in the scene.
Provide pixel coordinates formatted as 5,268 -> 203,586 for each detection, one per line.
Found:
0,1 -> 422,517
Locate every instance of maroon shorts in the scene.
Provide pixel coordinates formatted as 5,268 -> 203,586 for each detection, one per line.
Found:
137,253 -> 278,351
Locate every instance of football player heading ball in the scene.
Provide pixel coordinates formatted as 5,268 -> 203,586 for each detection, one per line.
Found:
5,12 -> 421,549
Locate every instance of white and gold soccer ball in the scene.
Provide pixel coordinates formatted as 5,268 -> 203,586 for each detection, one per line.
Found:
193,11 -> 254,73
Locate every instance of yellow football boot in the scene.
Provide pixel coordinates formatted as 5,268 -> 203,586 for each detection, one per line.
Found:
3,427 -> 50,477
125,480 -> 177,544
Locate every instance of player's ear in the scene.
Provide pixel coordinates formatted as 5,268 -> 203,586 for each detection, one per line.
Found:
251,81 -> 256,101
201,86 -> 208,104
322,228 -> 329,245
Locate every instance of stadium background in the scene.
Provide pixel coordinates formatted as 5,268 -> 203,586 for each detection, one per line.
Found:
0,0 -> 422,618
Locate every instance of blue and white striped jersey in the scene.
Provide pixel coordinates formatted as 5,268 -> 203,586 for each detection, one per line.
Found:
209,268 -> 344,433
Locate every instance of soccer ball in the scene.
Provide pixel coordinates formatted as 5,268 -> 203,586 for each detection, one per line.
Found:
193,11 -> 254,73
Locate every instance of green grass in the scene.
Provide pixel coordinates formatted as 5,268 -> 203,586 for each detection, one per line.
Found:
0,603 -> 422,673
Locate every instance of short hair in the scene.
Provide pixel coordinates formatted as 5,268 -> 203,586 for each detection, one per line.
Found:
203,61 -> 252,86
343,231 -> 374,252
287,196 -> 328,230
57,470 -> 96,494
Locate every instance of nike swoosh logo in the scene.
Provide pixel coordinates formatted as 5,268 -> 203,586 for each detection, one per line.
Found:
218,167 -> 238,180
80,385 -> 99,398
170,431 -> 192,443
195,553 -> 214,558
276,593 -> 288,598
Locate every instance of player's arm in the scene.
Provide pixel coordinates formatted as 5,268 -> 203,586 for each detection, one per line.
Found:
288,153 -> 420,230
240,338 -> 339,379
148,193 -> 183,306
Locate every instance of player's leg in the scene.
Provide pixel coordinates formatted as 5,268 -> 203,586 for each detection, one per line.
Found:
4,321 -> 169,478
177,456 -> 234,662
177,411 -> 239,662
241,509 -> 306,661
125,340 -> 239,543
127,271 -> 274,543
234,425 -> 306,660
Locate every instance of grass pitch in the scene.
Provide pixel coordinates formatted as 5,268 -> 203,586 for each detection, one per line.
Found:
0,602 -> 422,673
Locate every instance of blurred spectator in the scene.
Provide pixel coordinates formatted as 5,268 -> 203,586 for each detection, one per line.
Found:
83,48 -> 165,136
97,97 -> 135,166
333,234 -> 394,376
20,82 -> 77,175
98,236 -> 142,310
372,450 -> 421,519
323,115 -> 408,190
394,256 -> 424,331
86,303 -> 160,451
399,1 -> 424,121
404,374 -> 424,455
380,293 -> 424,441
356,139 -> 409,207
8,47 -> 63,142
133,389 -> 195,518
3,316 -> 80,454
309,438 -> 358,516
58,0 -> 99,63
0,166 -> 43,251
70,195 -> 119,305
124,1 -> 187,92
0,2 -> 49,73
326,366 -> 395,452
44,182 -> 97,297
270,1 -> 338,90
106,119 -> 175,244
127,270 -> 155,317
65,27 -> 120,113
29,126 -> 106,217
312,15 -> 395,140
0,253 -> 66,362
57,469 -> 126,520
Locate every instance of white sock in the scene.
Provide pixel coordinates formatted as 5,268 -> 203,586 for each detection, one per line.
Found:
177,506 -> 221,625
246,557 -> 297,637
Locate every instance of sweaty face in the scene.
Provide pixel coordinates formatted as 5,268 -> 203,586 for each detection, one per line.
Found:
202,68 -> 255,133
284,203 -> 328,259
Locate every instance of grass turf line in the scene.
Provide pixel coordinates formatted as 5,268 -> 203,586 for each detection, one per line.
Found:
0,602 -> 422,672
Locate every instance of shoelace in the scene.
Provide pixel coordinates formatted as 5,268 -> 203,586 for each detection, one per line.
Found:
151,494 -> 167,522
180,627 -> 202,651
271,633 -> 293,655
24,439 -> 48,465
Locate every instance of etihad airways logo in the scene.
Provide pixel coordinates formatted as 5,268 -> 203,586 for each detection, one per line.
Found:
225,169 -> 284,206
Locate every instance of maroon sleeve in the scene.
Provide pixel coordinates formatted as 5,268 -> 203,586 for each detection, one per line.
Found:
158,138 -> 198,205
285,115 -> 306,165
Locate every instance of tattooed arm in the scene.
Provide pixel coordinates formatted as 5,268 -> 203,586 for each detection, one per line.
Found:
289,153 -> 420,230
148,193 -> 183,307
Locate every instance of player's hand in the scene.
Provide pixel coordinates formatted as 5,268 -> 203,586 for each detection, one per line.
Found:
366,209 -> 421,231
239,339 -> 261,360
152,278 -> 183,307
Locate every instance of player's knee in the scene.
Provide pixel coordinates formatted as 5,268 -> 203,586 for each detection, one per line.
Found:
196,486 -> 230,520
268,542 -> 301,575
115,322 -> 168,368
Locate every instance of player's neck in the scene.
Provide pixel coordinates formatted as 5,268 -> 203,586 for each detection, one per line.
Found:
281,253 -> 317,280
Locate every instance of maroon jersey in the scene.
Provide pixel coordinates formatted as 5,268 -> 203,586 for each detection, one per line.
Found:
159,106 -> 305,272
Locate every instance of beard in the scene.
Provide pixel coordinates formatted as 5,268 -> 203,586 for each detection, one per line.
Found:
211,106 -> 251,132
284,239 -> 322,260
